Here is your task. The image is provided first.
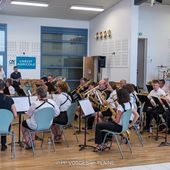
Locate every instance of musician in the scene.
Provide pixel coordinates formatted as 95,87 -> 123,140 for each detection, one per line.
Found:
119,79 -> 127,89
159,79 -> 169,93
98,79 -> 110,99
4,78 -> 16,96
46,75 -> 56,94
22,86 -> 60,149
94,88 -> 139,151
144,80 -> 166,131
10,66 -> 22,93
53,81 -> 72,125
0,79 -> 17,151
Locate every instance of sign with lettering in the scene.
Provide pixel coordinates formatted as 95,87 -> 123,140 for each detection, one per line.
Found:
16,56 -> 36,69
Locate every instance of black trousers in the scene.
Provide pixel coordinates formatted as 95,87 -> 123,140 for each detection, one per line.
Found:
53,111 -> 68,125
163,111 -> 170,129
146,107 -> 164,129
95,121 -> 122,145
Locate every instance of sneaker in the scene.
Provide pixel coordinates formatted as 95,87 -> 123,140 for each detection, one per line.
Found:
1,144 -> 7,151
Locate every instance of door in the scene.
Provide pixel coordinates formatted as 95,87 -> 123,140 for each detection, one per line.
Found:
0,24 -> 7,75
137,38 -> 147,89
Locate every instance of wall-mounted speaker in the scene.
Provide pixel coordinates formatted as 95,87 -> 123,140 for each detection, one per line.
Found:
98,56 -> 106,68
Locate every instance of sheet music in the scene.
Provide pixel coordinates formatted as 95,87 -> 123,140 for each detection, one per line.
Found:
29,96 -> 38,105
12,97 -> 30,112
79,99 -> 95,116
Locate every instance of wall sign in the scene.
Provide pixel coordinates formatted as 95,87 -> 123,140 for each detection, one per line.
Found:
16,56 -> 36,69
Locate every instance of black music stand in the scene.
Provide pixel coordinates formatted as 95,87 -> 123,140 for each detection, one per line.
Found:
151,96 -> 165,141
137,94 -> 153,107
79,99 -> 96,151
146,84 -> 153,93
159,98 -> 170,147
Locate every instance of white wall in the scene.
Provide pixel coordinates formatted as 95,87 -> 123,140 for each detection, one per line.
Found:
0,15 -> 89,79
89,0 -> 139,84
139,4 -> 170,82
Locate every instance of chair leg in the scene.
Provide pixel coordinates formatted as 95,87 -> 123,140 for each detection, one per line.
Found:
134,125 -> 144,147
28,132 -> 35,155
50,129 -> 56,152
72,125 -> 79,143
41,132 -> 45,149
61,127 -> 69,147
115,135 -> 124,159
124,133 -> 132,154
11,131 -> 16,159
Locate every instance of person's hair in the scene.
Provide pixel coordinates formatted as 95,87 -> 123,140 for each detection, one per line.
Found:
152,80 -> 159,84
0,79 -> 5,90
89,81 -> 97,87
13,66 -> 17,69
109,82 -> 117,90
36,86 -> 47,98
123,84 -> 135,94
41,76 -> 48,83
80,77 -> 87,81
57,81 -> 69,93
6,78 -> 12,86
117,88 -> 130,105
159,79 -> 165,85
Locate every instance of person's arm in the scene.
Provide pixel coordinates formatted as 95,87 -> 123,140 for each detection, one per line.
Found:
129,109 -> 139,128
113,110 -> 122,124
11,104 -> 17,118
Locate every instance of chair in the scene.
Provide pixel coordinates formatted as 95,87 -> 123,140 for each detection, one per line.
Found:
0,109 -> 16,159
133,103 -> 144,147
23,107 -> 56,155
101,109 -> 132,159
53,102 -> 78,147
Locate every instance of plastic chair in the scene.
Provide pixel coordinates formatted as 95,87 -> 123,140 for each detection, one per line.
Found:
23,107 -> 56,155
0,109 -> 15,159
101,109 -> 132,159
53,102 -> 78,147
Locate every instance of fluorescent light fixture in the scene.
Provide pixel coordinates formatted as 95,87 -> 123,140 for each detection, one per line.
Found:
11,1 -> 48,7
70,5 -> 104,12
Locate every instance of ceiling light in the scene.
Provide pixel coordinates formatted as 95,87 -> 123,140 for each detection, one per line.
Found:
11,1 -> 48,7
70,5 -> 104,12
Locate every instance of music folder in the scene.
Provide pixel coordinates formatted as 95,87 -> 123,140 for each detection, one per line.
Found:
12,96 -> 30,112
79,99 -> 95,116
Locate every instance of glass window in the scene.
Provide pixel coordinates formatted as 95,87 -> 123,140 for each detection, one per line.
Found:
0,31 -> 5,52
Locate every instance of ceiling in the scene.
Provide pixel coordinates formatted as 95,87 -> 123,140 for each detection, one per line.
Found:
0,0 -> 122,20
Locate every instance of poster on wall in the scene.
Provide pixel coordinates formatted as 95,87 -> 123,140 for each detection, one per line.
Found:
16,56 -> 36,69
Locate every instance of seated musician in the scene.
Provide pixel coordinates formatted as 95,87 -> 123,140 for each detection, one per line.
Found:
144,80 -> 166,131
98,79 -> 110,99
22,86 -> 60,149
0,79 -> 17,151
159,79 -> 169,94
97,82 -> 118,121
94,88 -> 139,151
119,79 -> 127,89
46,75 -> 56,94
53,81 -> 72,125
5,78 -> 16,96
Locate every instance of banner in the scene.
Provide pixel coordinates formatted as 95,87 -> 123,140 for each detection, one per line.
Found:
16,56 -> 36,69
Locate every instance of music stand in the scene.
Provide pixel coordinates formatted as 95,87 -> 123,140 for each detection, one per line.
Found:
159,98 -> 170,147
151,96 -> 165,141
146,84 -> 153,93
79,99 -> 96,151
12,96 -> 30,144
137,94 -> 153,107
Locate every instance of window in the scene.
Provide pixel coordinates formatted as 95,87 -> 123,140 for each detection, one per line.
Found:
41,27 -> 88,90
0,24 -> 7,74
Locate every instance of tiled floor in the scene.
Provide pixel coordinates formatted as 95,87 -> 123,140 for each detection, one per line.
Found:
103,163 -> 170,170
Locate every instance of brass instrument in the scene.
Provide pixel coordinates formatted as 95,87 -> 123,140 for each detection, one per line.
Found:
95,90 -> 117,118
82,85 -> 99,98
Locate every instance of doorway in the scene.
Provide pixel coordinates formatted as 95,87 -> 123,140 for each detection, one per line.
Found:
137,38 -> 147,89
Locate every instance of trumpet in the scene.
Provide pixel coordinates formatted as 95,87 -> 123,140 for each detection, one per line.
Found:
82,85 -> 99,98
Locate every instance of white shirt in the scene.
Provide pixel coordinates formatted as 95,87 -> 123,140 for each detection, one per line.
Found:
8,85 -> 15,96
117,102 -> 134,125
148,88 -> 166,99
54,92 -> 72,112
107,90 -> 118,109
0,69 -> 5,80
26,99 -> 60,130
